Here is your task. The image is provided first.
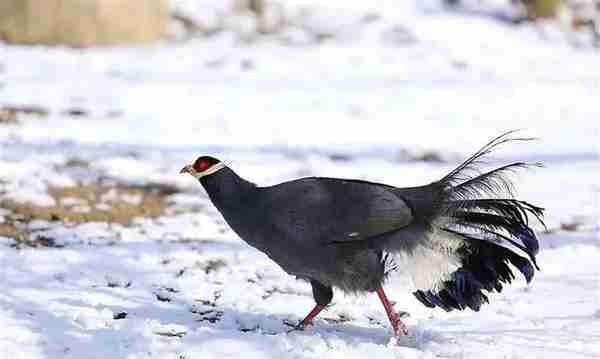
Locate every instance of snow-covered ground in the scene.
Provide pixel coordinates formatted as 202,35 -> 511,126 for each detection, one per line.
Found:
1,1 -> 599,358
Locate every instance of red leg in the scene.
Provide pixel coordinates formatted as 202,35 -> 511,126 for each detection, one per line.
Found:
376,287 -> 408,337
299,304 -> 325,328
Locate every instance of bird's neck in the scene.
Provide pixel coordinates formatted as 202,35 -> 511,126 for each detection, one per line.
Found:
200,167 -> 257,211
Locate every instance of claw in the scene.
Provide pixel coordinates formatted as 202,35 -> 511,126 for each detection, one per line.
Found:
391,316 -> 409,337
284,319 -> 311,333
286,304 -> 324,334
287,323 -> 305,333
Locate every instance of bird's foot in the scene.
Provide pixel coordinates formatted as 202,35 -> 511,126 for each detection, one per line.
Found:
387,307 -> 408,337
283,319 -> 312,333
390,315 -> 409,338
284,304 -> 325,333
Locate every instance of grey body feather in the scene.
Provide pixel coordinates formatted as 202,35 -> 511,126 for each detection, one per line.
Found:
202,173 -> 413,292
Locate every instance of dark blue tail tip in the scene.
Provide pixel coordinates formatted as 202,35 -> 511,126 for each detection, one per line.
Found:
518,228 -> 540,256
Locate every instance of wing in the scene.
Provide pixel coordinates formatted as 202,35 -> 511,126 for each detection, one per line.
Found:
258,177 -> 413,244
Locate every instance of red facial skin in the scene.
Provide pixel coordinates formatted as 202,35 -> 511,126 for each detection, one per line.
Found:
193,159 -> 211,173
180,156 -> 219,175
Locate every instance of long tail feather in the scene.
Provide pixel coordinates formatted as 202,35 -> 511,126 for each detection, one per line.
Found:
437,131 -> 545,257
439,130 -> 536,186
453,199 -> 545,228
412,131 -> 545,312
451,211 -> 540,259
446,162 -> 538,202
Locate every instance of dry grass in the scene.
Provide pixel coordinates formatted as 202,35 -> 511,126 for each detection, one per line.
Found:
1,182 -> 178,227
0,104 -> 49,124
524,0 -> 562,19
0,181 -> 181,247
0,223 -> 62,248
0,184 -> 177,232
0,0 -> 169,47
0,222 -> 23,240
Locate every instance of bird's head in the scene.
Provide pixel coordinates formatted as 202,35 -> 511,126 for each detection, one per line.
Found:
180,155 -> 226,179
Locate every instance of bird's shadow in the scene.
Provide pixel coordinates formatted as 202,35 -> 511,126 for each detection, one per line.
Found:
197,306 -> 443,349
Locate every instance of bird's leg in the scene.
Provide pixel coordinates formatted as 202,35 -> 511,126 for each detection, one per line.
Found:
285,304 -> 326,332
299,304 -> 326,327
286,280 -> 333,332
376,286 -> 408,337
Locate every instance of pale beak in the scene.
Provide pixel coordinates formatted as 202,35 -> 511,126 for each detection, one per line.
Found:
179,165 -> 193,174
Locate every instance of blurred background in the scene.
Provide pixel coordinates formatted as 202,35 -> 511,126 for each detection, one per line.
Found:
1,0 -> 598,226
0,1 -> 599,358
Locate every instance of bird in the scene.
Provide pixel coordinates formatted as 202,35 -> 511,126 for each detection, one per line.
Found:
180,131 -> 545,339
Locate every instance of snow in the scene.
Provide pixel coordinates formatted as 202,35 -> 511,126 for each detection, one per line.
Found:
1,0 -> 599,358
1,210 -> 598,358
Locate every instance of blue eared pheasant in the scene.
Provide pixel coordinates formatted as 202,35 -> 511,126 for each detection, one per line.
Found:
180,132 -> 545,338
